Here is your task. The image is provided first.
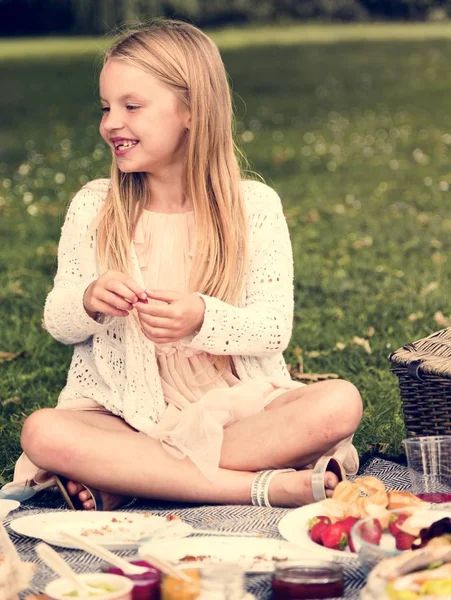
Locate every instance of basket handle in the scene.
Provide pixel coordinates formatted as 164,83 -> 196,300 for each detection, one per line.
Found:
407,359 -> 425,381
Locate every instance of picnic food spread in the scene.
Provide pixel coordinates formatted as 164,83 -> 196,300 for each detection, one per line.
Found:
362,544 -> 451,599
6,472 -> 450,600
306,476 -> 438,553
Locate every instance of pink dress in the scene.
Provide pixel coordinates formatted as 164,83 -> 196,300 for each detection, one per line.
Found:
134,210 -> 298,480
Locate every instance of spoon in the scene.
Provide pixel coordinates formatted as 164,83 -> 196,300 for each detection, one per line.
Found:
59,530 -> 148,575
59,530 -> 192,582
35,542 -> 99,597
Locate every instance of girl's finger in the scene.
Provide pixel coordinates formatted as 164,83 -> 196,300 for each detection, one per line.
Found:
121,276 -> 147,301
94,299 -> 129,317
107,280 -> 143,304
99,291 -> 134,311
133,301 -> 173,318
137,314 -> 174,329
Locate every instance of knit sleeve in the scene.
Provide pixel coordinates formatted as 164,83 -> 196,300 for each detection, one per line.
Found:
43,181 -> 114,345
183,182 -> 294,357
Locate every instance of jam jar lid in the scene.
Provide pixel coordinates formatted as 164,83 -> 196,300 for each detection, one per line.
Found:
273,560 -> 344,584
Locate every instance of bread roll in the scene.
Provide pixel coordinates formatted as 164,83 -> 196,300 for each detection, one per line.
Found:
320,498 -> 348,521
354,476 -> 386,495
333,480 -> 360,504
387,490 -> 425,510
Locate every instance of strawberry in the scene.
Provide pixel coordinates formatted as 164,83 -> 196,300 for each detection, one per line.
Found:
359,518 -> 382,546
321,522 -> 348,551
307,516 -> 331,532
310,521 -> 330,545
395,531 -> 417,551
335,516 -> 359,536
389,513 -> 409,536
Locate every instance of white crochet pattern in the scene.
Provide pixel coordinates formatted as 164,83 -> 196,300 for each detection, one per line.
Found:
44,178 -> 296,431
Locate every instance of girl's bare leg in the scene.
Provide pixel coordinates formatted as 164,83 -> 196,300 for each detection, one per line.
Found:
222,379 -> 362,471
64,414 -> 138,510
21,379 -> 362,508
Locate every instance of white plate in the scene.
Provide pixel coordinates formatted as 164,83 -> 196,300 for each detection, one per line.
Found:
0,499 -> 20,521
278,502 -> 358,561
279,503 -> 451,562
139,536 -> 316,574
9,511 -> 193,550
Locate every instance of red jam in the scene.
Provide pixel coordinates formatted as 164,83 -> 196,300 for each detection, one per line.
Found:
107,560 -> 161,600
417,493 -> 451,503
272,562 -> 344,600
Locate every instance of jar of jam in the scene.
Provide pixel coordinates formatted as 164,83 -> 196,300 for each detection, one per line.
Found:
106,559 -> 161,600
160,568 -> 201,600
272,560 -> 344,600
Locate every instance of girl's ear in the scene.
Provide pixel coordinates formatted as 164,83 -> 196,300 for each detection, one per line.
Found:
185,112 -> 191,130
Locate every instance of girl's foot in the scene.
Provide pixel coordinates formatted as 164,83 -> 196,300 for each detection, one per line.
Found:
268,468 -> 341,508
65,480 -> 129,511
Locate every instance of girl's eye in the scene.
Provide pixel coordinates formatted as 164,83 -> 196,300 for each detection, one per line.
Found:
100,106 -> 110,114
126,105 -> 140,111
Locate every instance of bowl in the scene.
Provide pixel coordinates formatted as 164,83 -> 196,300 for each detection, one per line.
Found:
350,506 -> 451,573
45,572 -> 134,600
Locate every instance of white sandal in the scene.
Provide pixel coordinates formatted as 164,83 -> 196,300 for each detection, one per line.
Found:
250,457 -> 347,507
251,469 -> 296,507
310,456 -> 346,502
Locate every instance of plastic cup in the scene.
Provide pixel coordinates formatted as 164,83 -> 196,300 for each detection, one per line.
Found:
106,560 -> 161,600
403,436 -> 451,499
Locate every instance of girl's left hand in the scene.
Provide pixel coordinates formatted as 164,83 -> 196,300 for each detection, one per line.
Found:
133,291 -> 205,344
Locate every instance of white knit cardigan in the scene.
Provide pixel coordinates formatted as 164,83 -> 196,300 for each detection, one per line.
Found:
44,178 -> 298,434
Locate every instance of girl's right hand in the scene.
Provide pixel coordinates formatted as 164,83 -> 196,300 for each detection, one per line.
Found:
83,270 -> 147,319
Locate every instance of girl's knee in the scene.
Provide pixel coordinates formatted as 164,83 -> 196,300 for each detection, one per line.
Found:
330,379 -> 363,435
21,408 -> 64,465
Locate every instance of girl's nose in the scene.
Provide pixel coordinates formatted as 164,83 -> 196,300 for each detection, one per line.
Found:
102,112 -> 124,132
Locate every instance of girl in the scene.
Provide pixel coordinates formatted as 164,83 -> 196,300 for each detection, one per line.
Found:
4,19 -> 362,510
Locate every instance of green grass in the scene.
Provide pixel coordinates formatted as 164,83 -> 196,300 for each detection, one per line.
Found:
4,22 -> 451,59
2,23 -> 451,482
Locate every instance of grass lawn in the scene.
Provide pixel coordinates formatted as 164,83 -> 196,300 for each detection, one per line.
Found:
2,23 -> 451,483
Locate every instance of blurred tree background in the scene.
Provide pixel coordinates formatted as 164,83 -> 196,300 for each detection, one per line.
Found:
2,0 -> 451,37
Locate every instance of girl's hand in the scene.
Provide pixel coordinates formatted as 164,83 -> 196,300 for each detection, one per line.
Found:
133,290 -> 205,344
83,270 -> 147,319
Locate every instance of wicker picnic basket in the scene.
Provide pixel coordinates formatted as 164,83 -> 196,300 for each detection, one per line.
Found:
389,327 -> 451,437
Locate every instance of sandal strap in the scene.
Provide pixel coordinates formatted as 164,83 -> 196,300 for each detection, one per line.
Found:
311,457 -> 346,502
251,469 -> 295,508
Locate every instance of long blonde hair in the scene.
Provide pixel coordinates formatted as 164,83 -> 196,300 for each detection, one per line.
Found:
96,19 -> 248,307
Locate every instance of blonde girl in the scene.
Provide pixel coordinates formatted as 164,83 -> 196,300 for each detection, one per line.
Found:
4,19 -> 362,510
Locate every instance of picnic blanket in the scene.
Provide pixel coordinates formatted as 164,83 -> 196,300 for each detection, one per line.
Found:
6,454 -> 409,599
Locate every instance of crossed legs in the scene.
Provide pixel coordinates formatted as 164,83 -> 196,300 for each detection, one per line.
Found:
20,379 -> 362,509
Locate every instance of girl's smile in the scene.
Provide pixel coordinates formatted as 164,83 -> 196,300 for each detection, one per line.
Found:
110,137 -> 139,156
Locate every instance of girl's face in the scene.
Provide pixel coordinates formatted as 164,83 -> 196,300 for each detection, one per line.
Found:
99,59 -> 190,174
